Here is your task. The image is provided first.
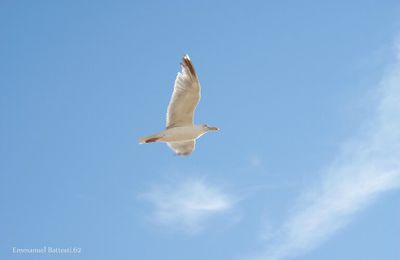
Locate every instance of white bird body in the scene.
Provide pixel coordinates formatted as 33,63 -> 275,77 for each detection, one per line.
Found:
157,125 -> 208,142
139,125 -> 209,144
139,54 -> 219,156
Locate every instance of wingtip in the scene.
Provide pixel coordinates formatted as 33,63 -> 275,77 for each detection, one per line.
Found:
180,54 -> 196,76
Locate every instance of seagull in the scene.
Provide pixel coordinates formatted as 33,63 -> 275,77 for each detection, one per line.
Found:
139,54 -> 219,156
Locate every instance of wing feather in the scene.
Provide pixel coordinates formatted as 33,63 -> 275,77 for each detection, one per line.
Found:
166,55 -> 201,129
167,141 -> 196,156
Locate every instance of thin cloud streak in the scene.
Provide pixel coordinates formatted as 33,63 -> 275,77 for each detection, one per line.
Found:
140,178 -> 234,234
253,43 -> 400,260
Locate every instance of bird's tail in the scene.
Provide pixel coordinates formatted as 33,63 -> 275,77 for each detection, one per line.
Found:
138,133 -> 163,144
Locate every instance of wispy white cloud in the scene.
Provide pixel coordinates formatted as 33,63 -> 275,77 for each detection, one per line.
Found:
139,178 -> 234,234
251,42 -> 400,260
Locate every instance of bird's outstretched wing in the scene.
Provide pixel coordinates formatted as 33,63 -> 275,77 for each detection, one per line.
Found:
167,141 -> 196,156
166,55 -> 201,129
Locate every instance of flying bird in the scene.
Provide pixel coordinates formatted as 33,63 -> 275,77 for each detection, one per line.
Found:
139,54 -> 219,156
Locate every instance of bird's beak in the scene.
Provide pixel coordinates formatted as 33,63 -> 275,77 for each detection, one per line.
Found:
208,126 -> 219,131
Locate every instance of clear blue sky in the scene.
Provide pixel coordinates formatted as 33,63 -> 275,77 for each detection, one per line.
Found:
1,1 -> 400,260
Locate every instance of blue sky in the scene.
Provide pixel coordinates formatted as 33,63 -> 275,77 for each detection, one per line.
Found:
1,1 -> 400,260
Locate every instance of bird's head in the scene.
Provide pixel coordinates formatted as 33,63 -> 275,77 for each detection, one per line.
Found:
202,124 -> 220,131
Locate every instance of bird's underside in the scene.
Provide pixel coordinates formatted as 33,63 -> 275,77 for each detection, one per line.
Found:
139,136 -> 195,156
167,140 -> 196,156
139,125 -> 204,155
